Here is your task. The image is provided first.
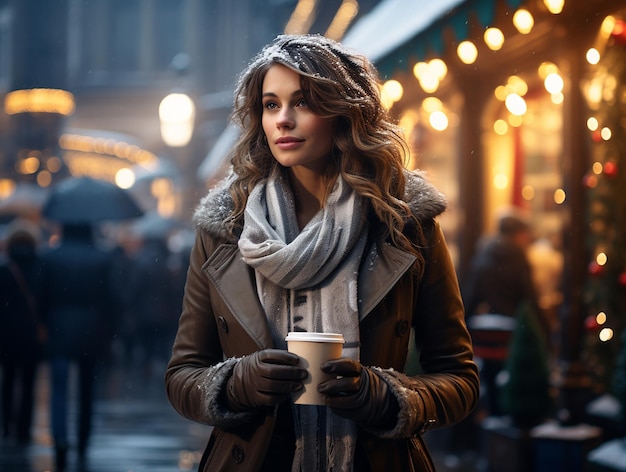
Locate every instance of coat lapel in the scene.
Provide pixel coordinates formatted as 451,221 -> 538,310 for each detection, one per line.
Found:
202,243 -> 273,350
358,242 -> 416,320
204,241 -> 415,343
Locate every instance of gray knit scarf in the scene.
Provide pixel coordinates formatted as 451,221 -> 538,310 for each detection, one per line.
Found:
238,171 -> 368,471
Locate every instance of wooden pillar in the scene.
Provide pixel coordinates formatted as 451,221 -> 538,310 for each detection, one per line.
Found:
456,75 -> 489,280
554,29 -> 593,426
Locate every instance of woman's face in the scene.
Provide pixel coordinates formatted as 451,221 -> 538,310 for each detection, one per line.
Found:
261,64 -> 334,174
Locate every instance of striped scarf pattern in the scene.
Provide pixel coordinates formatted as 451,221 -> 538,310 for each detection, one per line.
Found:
238,171 -> 368,471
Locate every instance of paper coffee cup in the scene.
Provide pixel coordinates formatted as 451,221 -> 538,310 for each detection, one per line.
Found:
285,332 -> 345,405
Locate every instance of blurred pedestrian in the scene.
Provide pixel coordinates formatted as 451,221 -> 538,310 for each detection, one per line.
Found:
464,208 -> 538,318
0,219 -> 45,445
126,235 -> 180,374
36,223 -> 116,471
463,208 -> 546,415
165,34 -> 479,471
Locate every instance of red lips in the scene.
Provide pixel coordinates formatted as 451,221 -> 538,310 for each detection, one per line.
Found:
275,136 -> 304,144
274,136 -> 304,150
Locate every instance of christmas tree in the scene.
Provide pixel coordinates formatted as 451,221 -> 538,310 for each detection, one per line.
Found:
581,17 -> 626,398
499,301 -> 552,428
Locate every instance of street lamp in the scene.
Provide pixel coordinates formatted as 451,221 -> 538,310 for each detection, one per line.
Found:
158,91 -> 196,219
159,92 -> 195,147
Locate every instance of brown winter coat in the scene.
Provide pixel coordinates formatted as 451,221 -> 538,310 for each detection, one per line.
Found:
165,171 -> 479,471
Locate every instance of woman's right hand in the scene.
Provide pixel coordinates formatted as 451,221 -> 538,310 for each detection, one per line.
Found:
226,349 -> 307,412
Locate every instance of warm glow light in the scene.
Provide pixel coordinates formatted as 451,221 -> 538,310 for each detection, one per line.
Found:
413,62 -> 428,78
159,93 -> 196,147
587,117 -> 599,131
601,127 -> 612,140
543,0 -> 564,14
513,9 -> 534,34
457,41 -> 478,64
285,0 -> 316,34
506,76 -> 528,96
17,156 -> 41,174
325,0 -> 358,40
420,74 -> 440,93
586,48 -> 601,65
596,312 -> 607,324
484,27 -> 505,50
600,16 -> 616,37
494,173 -> 509,189
429,111 -> 448,131
538,62 -> 559,79
544,73 -> 564,94
413,60 -> 446,93
37,171 -> 52,187
115,168 -> 136,189
382,80 -> 403,102
596,252 -> 607,266
522,185 -> 535,200
47,156 -> 63,173
429,58 -> 448,80
554,188 -> 566,204
494,119 -> 508,135
59,134 -> 157,167
599,328 -> 614,342
585,79 -> 603,105
508,114 -> 523,127
494,86 -> 507,101
505,94 -> 527,116
0,179 -> 16,198
422,96 -> 443,112
4,88 -> 75,115
551,93 -> 564,104
151,178 -> 173,198
592,161 -> 603,174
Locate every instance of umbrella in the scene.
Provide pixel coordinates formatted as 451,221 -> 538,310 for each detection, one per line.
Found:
0,183 -> 48,216
42,176 -> 144,224
129,211 -> 184,240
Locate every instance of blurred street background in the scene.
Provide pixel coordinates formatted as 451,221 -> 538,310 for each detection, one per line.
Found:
0,356 -> 483,472
0,359 -> 211,472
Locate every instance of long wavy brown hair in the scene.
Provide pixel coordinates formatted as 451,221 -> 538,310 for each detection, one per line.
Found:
226,34 -> 424,258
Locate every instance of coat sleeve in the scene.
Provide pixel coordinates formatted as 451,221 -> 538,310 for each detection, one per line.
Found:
164,230 -> 256,429
370,220 -> 480,439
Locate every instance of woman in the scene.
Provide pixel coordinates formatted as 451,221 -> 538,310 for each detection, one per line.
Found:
165,34 -> 479,472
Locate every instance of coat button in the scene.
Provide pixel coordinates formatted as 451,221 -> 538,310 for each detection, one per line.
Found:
232,444 -> 244,463
395,320 -> 409,336
217,316 -> 229,333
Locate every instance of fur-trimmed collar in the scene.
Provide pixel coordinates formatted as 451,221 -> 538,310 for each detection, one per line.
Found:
193,169 -> 447,240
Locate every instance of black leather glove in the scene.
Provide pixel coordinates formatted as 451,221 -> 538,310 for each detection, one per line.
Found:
318,358 -> 399,428
226,349 -> 307,412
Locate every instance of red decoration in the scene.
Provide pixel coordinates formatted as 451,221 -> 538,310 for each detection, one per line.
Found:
585,315 -> 600,332
588,261 -> 605,277
618,271 -> 626,287
603,161 -> 618,178
592,130 -> 602,142
611,20 -> 626,44
583,174 -> 598,188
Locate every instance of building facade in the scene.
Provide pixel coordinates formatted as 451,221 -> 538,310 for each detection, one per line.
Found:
344,0 -> 626,418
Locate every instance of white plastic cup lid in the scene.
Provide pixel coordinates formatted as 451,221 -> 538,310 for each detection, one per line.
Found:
285,332 -> 345,343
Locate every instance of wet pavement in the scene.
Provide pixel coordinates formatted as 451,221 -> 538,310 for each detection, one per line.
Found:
1,359 -> 483,472
0,360 -> 210,472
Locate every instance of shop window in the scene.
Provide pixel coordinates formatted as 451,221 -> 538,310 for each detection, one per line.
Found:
399,92 -> 462,265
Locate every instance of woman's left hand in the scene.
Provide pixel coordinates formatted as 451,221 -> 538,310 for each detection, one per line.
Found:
318,358 -> 398,428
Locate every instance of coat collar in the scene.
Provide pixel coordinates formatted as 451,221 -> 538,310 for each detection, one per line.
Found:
195,170 -> 447,344
193,169 -> 448,241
